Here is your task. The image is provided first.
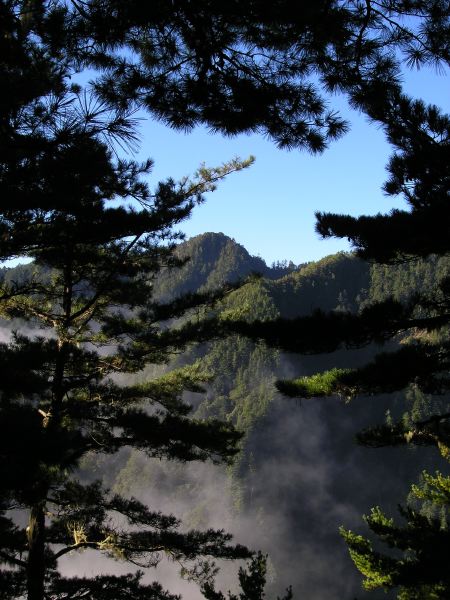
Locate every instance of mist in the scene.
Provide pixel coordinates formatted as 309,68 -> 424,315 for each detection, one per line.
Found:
60,349 -> 435,600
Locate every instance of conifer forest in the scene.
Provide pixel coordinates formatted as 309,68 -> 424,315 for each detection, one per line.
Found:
0,2 -> 449,599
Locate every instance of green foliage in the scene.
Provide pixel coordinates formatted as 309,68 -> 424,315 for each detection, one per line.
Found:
269,253 -> 370,317
280,343 -> 450,400
355,385 -> 450,457
277,368 -> 353,399
220,279 -> 279,323
412,472 -> 450,511
341,472 -> 450,599
155,233 -> 273,302
368,257 -> 450,307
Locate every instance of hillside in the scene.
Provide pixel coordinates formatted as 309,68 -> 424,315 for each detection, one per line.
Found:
111,234 -> 448,600
4,233 -> 448,599
153,232 -> 296,301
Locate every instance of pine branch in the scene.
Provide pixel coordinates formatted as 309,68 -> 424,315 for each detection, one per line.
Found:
0,549 -> 26,568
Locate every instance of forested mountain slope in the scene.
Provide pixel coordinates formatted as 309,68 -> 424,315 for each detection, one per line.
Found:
4,233 -> 448,599
107,233 -> 449,600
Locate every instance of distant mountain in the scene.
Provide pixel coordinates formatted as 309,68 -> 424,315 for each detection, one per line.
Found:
154,232 -> 296,300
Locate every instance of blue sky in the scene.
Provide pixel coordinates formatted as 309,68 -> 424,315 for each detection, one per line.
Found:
135,65 -> 449,266
6,62 -> 448,270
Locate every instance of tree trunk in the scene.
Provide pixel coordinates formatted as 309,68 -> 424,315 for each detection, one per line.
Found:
27,502 -> 46,600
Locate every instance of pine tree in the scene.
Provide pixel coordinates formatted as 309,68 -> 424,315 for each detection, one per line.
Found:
74,0 -> 449,152
4,0 -> 449,158
1,7 -> 255,592
0,101 -> 260,597
201,552 -> 293,600
341,470 -> 450,598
